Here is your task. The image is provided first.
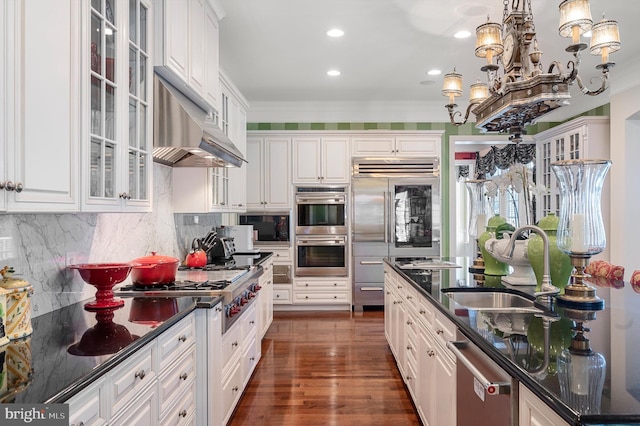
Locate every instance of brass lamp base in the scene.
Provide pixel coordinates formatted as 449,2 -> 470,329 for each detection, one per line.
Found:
556,255 -> 605,310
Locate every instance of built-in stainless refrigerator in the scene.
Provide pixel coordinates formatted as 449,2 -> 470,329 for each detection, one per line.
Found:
351,158 -> 440,310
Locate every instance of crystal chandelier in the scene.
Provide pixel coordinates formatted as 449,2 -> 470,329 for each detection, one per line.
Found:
442,0 -> 621,140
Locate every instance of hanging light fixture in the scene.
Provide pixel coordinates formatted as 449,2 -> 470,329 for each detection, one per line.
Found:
442,0 -> 621,140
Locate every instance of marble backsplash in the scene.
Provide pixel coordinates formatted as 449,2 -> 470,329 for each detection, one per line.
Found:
0,164 -> 226,318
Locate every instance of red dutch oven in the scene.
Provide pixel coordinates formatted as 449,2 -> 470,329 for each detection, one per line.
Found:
130,252 -> 180,286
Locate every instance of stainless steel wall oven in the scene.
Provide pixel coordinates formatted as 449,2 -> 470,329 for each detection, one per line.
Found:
295,187 -> 347,235
295,235 -> 348,277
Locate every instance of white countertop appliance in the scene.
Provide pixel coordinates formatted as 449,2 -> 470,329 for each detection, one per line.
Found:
217,225 -> 255,253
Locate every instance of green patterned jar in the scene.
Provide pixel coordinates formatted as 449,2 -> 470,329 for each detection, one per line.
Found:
527,213 -> 573,293
479,214 -> 510,276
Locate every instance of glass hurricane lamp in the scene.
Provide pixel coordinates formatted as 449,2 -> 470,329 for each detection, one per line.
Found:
551,159 -> 611,309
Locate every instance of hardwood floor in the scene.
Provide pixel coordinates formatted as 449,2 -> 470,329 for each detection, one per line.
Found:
228,310 -> 421,426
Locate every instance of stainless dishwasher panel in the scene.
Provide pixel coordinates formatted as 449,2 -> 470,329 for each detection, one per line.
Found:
448,338 -> 518,426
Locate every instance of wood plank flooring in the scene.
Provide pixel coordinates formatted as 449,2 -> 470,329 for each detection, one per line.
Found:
228,310 -> 421,426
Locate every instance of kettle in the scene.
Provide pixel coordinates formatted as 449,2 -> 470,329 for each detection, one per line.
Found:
185,238 -> 207,268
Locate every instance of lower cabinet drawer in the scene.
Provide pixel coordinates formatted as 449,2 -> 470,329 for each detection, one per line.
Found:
109,343 -> 156,413
241,331 -> 260,386
67,376 -> 108,426
273,285 -> 292,304
293,291 -> 350,304
222,362 -> 243,423
159,344 -> 196,411
160,379 -> 197,426
222,323 -> 242,374
110,383 -> 158,426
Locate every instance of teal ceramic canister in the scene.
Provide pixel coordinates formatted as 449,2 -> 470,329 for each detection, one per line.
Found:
527,213 -> 573,293
479,214 -> 510,276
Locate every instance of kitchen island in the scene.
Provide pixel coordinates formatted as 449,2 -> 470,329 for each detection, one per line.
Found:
385,256 -> 640,425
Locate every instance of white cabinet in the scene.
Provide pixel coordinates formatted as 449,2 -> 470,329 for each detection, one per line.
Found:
221,70 -> 249,212
293,278 -> 350,305
1,0 -> 80,212
519,383 -> 570,426
292,136 -> 350,184
67,376 -> 108,426
82,0 -> 153,212
351,133 -> 442,158
246,136 -> 292,210
68,312 -> 198,425
259,257 -> 274,339
385,264 -> 456,426
535,116 -> 609,217
154,0 -> 220,113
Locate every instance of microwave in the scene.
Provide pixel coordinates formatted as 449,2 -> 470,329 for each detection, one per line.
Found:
239,213 -> 290,244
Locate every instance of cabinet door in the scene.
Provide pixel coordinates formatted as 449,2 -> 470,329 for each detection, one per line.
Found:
188,0 -> 205,94
433,346 -> 456,426
418,330 -> 435,426
163,0 -> 189,81
245,137 -> 264,210
351,136 -> 395,156
292,137 -> 321,184
395,135 -> 441,157
6,0 -> 80,212
519,383 -> 570,426
226,91 -> 247,211
204,6 -> 219,109
0,1 -> 6,210
264,137 -> 291,209
321,137 -> 350,183
110,383 -> 158,426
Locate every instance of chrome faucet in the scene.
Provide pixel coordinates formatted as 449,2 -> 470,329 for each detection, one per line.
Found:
502,224 -> 560,304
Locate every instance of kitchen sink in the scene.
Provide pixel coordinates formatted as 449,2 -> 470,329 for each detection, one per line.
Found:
441,288 -> 547,313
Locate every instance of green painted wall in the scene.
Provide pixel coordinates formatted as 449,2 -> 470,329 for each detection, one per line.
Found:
246,103 -> 610,256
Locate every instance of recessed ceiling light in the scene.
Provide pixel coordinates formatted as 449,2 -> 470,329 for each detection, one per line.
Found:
327,70 -> 341,77
327,28 -> 344,38
454,30 -> 471,39
427,69 -> 442,76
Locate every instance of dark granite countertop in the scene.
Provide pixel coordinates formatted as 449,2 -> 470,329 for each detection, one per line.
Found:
386,256 -> 640,425
0,252 -> 274,405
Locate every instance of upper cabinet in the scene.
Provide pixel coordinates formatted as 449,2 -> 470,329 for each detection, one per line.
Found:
351,133 -> 442,158
292,136 -> 350,184
1,0 -> 81,212
221,71 -> 248,212
246,136 -> 291,211
82,0 -> 153,212
153,0 -> 220,114
534,117 -> 609,217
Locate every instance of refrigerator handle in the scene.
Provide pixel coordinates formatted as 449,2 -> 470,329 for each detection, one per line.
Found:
384,191 -> 388,243
384,191 -> 391,244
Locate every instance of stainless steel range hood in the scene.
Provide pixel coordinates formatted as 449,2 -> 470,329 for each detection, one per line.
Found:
153,74 -> 246,168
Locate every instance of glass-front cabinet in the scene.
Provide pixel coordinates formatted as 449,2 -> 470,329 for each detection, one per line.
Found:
83,0 -> 152,212
535,117 -> 609,218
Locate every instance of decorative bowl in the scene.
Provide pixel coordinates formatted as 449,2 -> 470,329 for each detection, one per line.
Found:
68,263 -> 132,310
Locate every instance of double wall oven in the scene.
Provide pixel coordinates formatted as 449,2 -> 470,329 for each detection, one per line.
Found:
294,187 -> 348,277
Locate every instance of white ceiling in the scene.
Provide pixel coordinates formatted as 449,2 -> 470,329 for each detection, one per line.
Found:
217,0 -> 640,122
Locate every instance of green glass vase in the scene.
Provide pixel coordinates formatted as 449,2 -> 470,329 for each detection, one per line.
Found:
479,214 -> 510,276
527,213 -> 573,293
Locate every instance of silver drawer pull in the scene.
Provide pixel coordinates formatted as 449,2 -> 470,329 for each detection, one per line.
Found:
179,409 -> 187,418
359,260 -> 383,265
361,287 -> 383,291
178,335 -> 187,342
134,370 -> 146,380
447,341 -> 511,396
180,373 -> 188,380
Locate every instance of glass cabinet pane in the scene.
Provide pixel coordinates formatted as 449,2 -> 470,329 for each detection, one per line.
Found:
105,144 -> 115,198
129,0 -> 137,45
90,138 -> 102,197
